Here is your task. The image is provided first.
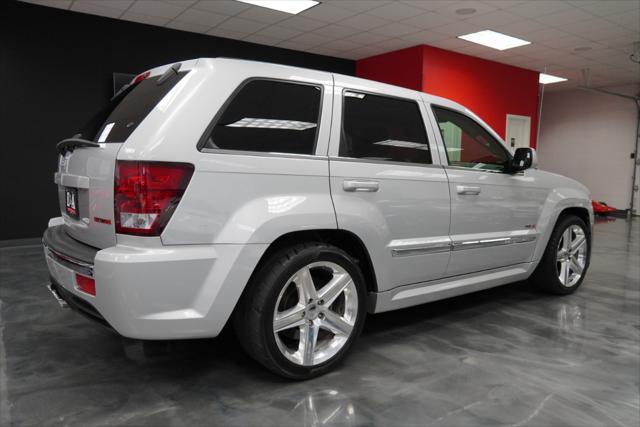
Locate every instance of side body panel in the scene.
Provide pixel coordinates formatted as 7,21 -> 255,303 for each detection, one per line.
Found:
328,75 -> 451,292
424,99 -> 546,276
371,175 -> 592,314
369,96 -> 593,314
118,59 -> 338,245
442,167 -> 547,275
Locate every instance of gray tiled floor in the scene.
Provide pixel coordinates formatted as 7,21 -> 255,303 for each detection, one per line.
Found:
1,218 -> 638,426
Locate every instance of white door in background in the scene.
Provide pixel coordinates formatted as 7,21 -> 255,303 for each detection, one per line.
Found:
506,114 -> 531,151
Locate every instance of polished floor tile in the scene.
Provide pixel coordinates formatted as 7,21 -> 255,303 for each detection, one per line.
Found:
0,218 -> 638,426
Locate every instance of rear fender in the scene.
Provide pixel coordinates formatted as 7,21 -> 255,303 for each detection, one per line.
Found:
161,168 -> 337,245
215,194 -> 338,244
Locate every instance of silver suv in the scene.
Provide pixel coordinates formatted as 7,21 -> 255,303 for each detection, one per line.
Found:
44,58 -> 593,379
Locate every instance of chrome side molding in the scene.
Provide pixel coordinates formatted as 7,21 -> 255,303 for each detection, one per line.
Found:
451,234 -> 536,251
391,241 -> 452,257
390,233 -> 537,257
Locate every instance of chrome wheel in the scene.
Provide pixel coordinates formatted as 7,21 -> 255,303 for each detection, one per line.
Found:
556,225 -> 587,287
273,261 -> 358,367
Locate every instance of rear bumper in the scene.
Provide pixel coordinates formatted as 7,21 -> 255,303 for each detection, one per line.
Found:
43,225 -> 268,340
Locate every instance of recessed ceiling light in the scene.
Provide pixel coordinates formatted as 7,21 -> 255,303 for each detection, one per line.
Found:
455,8 -> 477,15
236,0 -> 319,15
573,46 -> 592,52
458,30 -> 531,51
539,73 -> 568,84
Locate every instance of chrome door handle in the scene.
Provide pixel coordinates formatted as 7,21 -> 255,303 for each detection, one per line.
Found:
456,185 -> 481,195
343,180 -> 379,192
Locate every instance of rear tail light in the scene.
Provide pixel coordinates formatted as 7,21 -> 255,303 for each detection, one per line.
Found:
114,161 -> 194,236
75,273 -> 96,296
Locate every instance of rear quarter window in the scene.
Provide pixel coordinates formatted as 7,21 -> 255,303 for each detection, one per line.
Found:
201,79 -> 322,155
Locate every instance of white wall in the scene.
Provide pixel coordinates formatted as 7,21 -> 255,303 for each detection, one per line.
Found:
537,84 -> 639,213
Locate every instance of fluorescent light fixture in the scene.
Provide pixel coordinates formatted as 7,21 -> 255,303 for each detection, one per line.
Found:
345,91 -> 365,99
236,0 -> 319,15
226,118 -> 317,130
374,140 -> 430,151
458,30 -> 530,51
539,73 -> 568,84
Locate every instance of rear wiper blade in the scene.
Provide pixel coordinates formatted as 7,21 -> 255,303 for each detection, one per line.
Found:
157,63 -> 182,85
56,137 -> 100,155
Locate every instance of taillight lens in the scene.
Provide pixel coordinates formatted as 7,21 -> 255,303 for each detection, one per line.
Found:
75,273 -> 96,296
114,161 -> 194,236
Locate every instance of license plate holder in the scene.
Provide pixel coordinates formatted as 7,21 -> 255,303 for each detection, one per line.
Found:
65,187 -> 79,219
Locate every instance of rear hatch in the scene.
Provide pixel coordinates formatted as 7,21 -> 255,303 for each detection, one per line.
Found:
55,68 -> 187,248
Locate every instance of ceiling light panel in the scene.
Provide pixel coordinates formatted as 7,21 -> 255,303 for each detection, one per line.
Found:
235,1 -> 319,15
539,73 -> 568,84
458,30 -> 531,51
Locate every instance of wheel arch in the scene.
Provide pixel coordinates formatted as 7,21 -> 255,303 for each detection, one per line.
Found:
248,229 -> 379,294
557,206 -> 592,231
532,199 -> 593,266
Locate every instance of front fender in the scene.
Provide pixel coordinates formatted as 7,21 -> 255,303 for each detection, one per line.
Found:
532,186 -> 592,264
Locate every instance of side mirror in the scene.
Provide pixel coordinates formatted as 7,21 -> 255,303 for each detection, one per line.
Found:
510,147 -> 538,172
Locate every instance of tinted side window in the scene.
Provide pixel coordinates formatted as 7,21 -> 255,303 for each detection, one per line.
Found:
432,107 -> 509,171
340,91 -> 431,164
204,80 -> 321,155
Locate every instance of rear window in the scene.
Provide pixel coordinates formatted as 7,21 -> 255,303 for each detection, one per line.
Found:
78,72 -> 187,143
201,79 -> 322,155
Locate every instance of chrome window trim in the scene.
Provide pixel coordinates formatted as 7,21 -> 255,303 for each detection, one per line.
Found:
444,165 -> 525,176
329,156 -> 445,169
200,148 -> 328,161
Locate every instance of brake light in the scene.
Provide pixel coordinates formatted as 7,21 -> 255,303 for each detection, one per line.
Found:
133,70 -> 150,83
75,273 -> 96,296
114,161 -> 194,236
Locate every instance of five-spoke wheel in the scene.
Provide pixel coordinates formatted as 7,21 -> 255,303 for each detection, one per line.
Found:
531,214 -> 591,294
273,262 -> 358,366
234,243 -> 366,379
556,224 -> 587,287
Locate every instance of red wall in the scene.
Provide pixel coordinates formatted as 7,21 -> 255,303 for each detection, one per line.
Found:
356,44 -> 540,147
355,45 -> 423,92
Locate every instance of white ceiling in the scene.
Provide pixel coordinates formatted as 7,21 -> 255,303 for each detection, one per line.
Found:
20,0 -> 640,90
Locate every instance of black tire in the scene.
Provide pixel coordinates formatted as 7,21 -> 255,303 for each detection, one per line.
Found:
233,242 -> 367,380
530,215 -> 591,295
